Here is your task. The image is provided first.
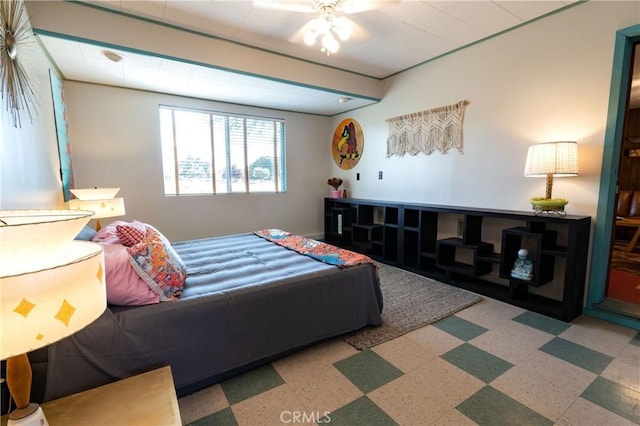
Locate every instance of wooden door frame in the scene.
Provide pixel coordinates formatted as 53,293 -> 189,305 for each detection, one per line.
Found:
584,24 -> 640,330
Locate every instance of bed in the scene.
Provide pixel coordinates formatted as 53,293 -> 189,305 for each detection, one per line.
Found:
42,227 -> 383,401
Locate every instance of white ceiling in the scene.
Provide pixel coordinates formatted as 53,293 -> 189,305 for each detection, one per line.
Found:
38,34 -> 380,115
35,0 -> 581,115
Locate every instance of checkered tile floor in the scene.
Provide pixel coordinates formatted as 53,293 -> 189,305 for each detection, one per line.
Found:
178,298 -> 640,425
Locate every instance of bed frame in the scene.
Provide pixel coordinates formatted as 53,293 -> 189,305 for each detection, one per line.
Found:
42,232 -> 383,401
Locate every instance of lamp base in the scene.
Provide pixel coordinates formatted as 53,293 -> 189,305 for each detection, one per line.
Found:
8,404 -> 49,426
530,197 -> 568,217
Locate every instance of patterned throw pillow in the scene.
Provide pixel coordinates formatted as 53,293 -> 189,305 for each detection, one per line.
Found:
127,225 -> 187,301
116,221 -> 147,247
92,220 -> 128,245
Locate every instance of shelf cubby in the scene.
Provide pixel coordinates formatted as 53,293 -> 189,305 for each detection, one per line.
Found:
437,237 -> 494,277
500,226 -> 556,287
385,207 -> 399,226
403,229 -> 420,267
384,226 -> 398,263
405,209 -> 420,228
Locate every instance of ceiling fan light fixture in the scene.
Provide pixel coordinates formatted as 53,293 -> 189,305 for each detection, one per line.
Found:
321,32 -> 339,54
301,0 -> 355,55
303,31 -> 317,46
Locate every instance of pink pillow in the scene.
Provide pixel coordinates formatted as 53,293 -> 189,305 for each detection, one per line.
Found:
127,225 -> 187,301
102,243 -> 160,306
116,221 -> 147,247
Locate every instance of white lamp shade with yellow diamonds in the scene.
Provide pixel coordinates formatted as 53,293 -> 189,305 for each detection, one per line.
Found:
0,210 -> 94,269
68,198 -> 125,219
70,188 -> 120,201
0,210 -> 107,360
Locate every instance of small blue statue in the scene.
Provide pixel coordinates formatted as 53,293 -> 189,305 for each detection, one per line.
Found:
511,248 -> 533,281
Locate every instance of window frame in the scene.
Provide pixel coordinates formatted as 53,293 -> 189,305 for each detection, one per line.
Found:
159,105 -> 287,196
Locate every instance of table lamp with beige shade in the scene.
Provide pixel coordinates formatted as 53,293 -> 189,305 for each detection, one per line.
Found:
0,210 -> 107,426
67,188 -> 125,231
524,141 -> 579,215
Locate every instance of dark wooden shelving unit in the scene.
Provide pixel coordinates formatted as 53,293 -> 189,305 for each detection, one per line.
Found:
324,198 -> 591,322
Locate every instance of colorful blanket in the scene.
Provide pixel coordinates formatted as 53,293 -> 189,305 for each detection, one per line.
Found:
254,229 -> 376,270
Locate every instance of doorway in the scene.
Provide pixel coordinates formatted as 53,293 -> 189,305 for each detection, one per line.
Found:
586,24 -> 640,330
605,43 -> 640,317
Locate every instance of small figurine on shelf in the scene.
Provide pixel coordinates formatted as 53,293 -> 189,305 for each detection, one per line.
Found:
511,248 -> 533,281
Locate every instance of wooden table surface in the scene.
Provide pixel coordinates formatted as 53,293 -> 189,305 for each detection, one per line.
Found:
2,366 -> 181,426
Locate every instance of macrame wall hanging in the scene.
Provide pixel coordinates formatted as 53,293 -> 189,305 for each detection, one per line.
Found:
386,100 -> 469,157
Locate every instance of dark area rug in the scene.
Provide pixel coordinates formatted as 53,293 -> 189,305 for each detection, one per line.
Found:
343,263 -> 482,350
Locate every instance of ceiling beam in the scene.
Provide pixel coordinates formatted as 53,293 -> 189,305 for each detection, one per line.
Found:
26,0 -> 382,102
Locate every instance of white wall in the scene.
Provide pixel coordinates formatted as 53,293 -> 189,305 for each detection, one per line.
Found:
65,82 -> 330,241
0,35 -> 65,209
330,1 -> 638,220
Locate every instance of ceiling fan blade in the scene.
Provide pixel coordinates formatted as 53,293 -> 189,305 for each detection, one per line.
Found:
287,19 -> 320,43
254,0 -> 400,14
338,0 -> 400,14
252,0 -> 316,13
337,16 -> 369,41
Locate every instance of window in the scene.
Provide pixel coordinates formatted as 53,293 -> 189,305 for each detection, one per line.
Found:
159,106 -> 286,195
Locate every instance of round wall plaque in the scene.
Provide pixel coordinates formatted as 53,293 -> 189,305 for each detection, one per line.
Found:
332,118 -> 364,170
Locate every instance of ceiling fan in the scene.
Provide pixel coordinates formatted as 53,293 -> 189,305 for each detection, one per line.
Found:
253,0 -> 394,55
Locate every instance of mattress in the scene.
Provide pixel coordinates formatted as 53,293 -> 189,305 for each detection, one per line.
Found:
44,232 -> 382,400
